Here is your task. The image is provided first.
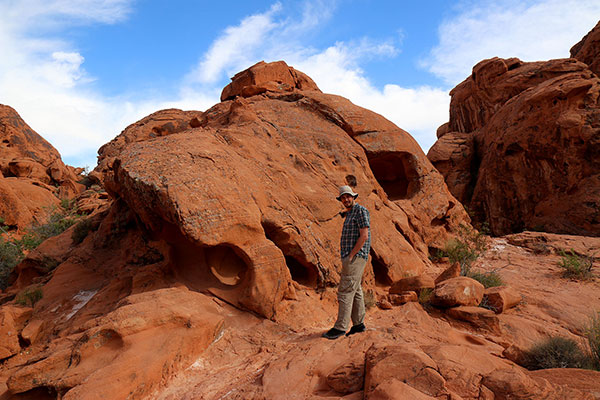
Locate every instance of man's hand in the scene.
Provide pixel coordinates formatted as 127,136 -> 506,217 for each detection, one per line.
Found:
349,227 -> 369,262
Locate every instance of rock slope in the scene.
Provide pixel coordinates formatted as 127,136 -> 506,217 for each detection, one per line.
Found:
0,105 -> 83,230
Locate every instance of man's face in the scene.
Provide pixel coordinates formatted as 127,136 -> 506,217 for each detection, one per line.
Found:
340,193 -> 355,209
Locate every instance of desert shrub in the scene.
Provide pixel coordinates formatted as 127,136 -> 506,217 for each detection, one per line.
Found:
72,218 -> 94,244
0,237 -> 24,290
418,288 -> 433,305
21,204 -> 83,250
440,224 -> 488,275
467,270 -> 504,288
524,336 -> 592,370
364,289 -> 376,310
558,249 -> 594,280
587,312 -> 600,369
15,287 -> 43,307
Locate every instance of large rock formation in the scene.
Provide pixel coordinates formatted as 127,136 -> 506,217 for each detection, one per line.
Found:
428,24 -> 600,236
571,20 -> 600,77
0,105 -> 83,230
3,61 -> 600,400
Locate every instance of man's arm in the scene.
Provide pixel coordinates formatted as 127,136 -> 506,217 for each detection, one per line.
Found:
349,227 -> 369,260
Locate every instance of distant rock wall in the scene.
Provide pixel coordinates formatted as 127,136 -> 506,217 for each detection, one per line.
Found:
0,105 -> 83,229
428,22 -> 600,236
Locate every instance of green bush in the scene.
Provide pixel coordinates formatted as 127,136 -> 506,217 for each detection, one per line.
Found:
467,270 -> 504,288
558,249 -> 594,280
15,287 -> 43,307
72,218 -> 94,244
418,288 -> 433,305
524,336 -> 592,370
437,224 -> 488,275
364,289 -> 376,310
0,237 -> 24,290
587,312 -> 600,369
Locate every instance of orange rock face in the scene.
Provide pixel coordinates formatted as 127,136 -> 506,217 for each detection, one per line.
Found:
428,27 -> 600,236
0,105 -> 83,230
571,21 -> 600,77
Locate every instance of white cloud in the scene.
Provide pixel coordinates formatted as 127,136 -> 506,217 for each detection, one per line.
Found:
424,0 -> 600,85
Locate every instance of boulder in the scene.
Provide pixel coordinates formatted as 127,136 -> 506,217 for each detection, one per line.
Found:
431,277 -> 484,307
435,262 -> 461,284
428,45 -> 600,236
220,60 -> 320,101
446,306 -> 501,333
367,379 -> 437,400
389,291 -> 418,305
0,305 -> 32,359
389,275 -> 435,295
364,344 -> 450,398
483,286 -> 521,314
326,361 -> 364,394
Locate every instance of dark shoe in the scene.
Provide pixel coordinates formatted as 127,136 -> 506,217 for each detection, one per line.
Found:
322,328 -> 345,340
346,323 -> 366,336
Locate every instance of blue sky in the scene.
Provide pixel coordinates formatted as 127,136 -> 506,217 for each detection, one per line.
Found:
1,0 -> 599,169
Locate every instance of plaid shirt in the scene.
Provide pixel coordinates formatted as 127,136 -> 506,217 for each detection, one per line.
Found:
340,203 -> 371,259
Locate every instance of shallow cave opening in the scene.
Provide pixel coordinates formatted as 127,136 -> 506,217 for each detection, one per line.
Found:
285,256 -> 318,288
370,251 -> 392,286
262,220 -> 319,288
368,152 -> 421,201
205,244 -> 248,287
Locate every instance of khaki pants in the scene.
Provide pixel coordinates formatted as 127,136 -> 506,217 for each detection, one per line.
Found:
333,256 -> 367,331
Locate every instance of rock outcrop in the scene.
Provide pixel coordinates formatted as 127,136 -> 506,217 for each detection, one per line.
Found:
571,20 -> 600,77
428,22 -> 600,236
0,105 -> 83,230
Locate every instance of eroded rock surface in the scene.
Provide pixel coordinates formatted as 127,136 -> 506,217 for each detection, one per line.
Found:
428,22 -> 600,236
0,105 -> 83,230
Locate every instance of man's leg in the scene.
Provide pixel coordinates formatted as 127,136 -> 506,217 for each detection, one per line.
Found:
333,256 -> 366,331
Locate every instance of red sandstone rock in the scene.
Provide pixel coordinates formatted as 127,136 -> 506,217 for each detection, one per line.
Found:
428,35 -> 600,236
446,306 -> 501,333
220,60 -> 320,101
431,277 -> 484,307
0,306 -> 31,359
389,275 -> 435,295
389,291 -> 417,305
364,344 -> 449,398
571,21 -> 600,77
377,298 -> 393,310
435,261 -> 461,284
326,361 -> 364,394
0,105 -> 83,230
528,368 -> 600,399
483,286 -> 521,314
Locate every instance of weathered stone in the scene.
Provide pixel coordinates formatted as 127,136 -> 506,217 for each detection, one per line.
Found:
446,306 -> 501,333
326,361 -> 364,394
389,275 -> 435,295
389,291 -> 418,305
483,286 -> 521,314
435,262 -> 461,284
0,305 -> 32,359
571,20 -> 600,76
431,277 -> 484,308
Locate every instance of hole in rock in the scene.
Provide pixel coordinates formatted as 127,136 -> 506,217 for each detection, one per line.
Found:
285,256 -> 318,287
207,245 -> 248,286
370,251 -> 392,286
18,386 -> 60,400
368,152 -> 421,201
164,223 -> 249,290
262,220 -> 319,288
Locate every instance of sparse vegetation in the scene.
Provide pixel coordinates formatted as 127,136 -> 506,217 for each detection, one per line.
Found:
438,224 -> 488,275
364,289 -> 376,310
0,200 -> 83,290
468,269 -> 504,288
72,218 -> 94,244
418,288 -> 433,305
586,312 -> 600,369
558,249 -> 594,280
15,287 -> 43,307
523,336 -> 592,370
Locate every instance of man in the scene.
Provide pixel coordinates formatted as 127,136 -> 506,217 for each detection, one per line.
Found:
322,185 -> 371,340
